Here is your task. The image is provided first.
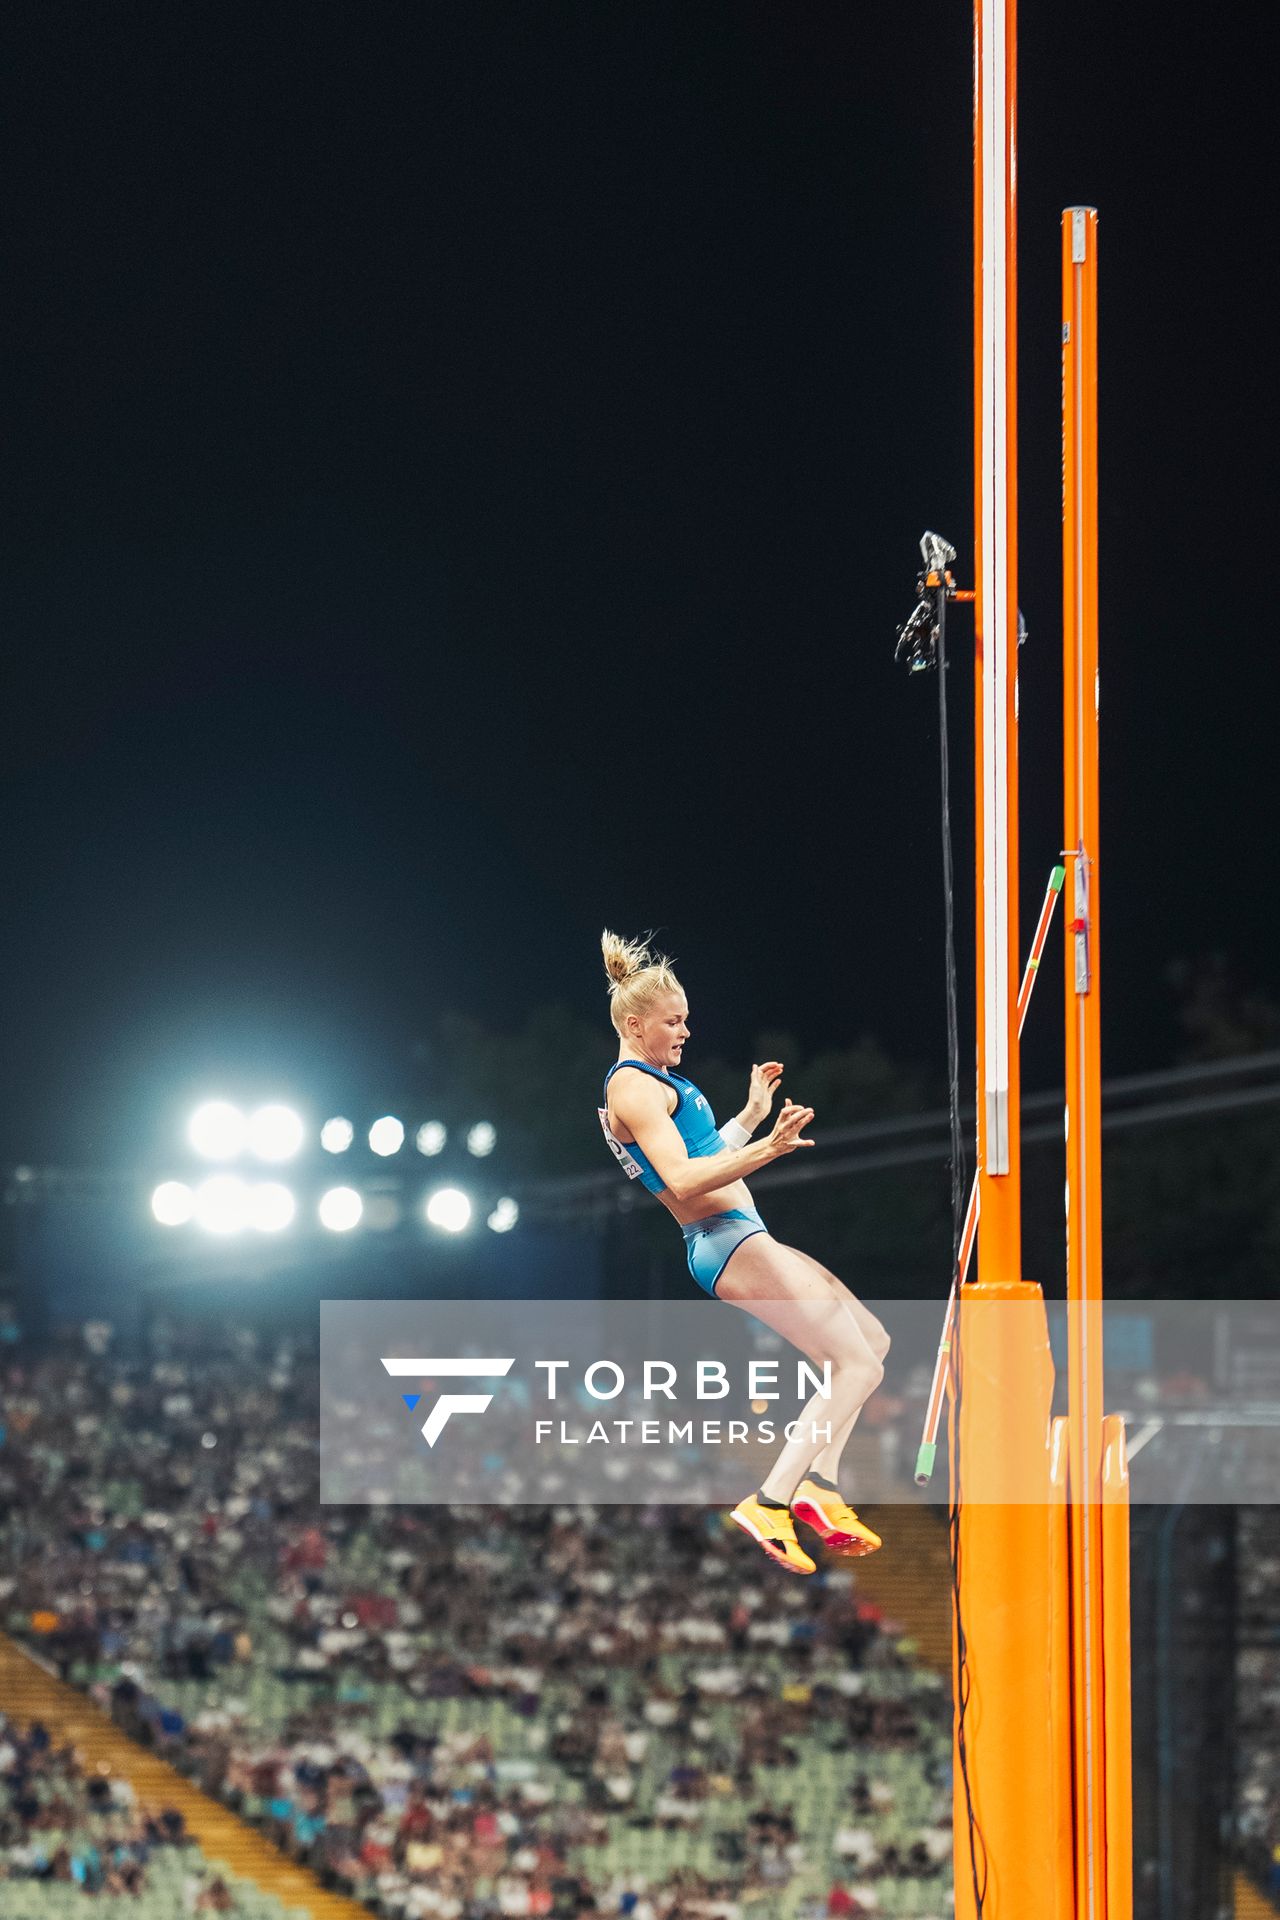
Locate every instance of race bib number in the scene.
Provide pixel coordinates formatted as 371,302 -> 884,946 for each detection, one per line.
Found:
598,1106 -> 643,1180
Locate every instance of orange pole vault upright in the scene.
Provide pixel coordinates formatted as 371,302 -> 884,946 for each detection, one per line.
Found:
972,0 -> 1021,1262
1062,204 -> 1133,1920
951,1 -> 1067,1916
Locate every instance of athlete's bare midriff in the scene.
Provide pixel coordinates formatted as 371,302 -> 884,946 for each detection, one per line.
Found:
605,1086 -> 757,1227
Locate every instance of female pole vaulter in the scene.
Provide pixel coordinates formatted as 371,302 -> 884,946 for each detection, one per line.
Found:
598,930 -> 888,1573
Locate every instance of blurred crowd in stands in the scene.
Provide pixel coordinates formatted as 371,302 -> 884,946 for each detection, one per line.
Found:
0,1319 -> 952,1916
1,1310 -> 1276,1915
1,1709 -> 179,1896
0,1707 -> 262,1911
1236,1507 -> 1280,1903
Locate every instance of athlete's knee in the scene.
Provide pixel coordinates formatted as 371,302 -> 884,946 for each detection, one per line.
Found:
853,1324 -> 886,1388
861,1350 -> 886,1393
830,1340 -> 884,1398
837,1302 -> 890,1367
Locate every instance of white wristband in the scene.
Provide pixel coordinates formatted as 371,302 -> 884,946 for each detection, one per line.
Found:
719,1118 -> 751,1150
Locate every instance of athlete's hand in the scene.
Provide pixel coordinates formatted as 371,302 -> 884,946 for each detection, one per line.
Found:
768,1098 -> 815,1157
744,1061 -> 783,1126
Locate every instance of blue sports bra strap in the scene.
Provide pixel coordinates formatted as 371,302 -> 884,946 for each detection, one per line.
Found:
604,1059 -> 685,1112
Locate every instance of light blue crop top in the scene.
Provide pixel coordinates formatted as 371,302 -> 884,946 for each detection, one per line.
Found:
598,1060 -> 725,1195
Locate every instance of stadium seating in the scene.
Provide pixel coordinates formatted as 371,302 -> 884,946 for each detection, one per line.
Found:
1,1327 -> 957,1916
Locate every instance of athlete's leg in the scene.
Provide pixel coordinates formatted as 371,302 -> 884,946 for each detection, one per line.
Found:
769,1244 -> 890,1485
715,1235 -> 884,1504
807,1398 -> 864,1485
775,1243 -> 891,1360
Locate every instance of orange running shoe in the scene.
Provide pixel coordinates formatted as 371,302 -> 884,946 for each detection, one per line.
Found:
790,1478 -> 883,1557
729,1493 -> 817,1575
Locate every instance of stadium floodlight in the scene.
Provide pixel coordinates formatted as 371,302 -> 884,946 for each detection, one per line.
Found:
247,1182 -> 296,1233
425,1187 -> 472,1233
193,1174 -> 250,1235
189,1101 -> 247,1161
319,1186 -> 363,1232
369,1116 -> 405,1157
415,1121 -> 447,1156
152,1181 -> 195,1227
487,1196 -> 519,1233
247,1104 -> 304,1163
320,1116 -> 354,1154
466,1122 -> 497,1158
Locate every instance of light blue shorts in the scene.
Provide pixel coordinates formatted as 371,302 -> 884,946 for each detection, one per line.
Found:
682,1206 -> 768,1298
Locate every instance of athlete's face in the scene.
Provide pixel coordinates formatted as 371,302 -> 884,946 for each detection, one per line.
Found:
633,991 -> 690,1070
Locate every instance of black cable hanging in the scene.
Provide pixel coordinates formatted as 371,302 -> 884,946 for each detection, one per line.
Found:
896,532 -> 988,1917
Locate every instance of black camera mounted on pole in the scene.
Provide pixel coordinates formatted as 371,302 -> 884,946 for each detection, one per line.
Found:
894,530 -> 1026,675
893,532 -> 973,675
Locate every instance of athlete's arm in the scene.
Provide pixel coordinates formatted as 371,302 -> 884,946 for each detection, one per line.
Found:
610,1073 -> 814,1202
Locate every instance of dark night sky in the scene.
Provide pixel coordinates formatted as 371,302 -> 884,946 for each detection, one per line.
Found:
2,3 -> 1275,1169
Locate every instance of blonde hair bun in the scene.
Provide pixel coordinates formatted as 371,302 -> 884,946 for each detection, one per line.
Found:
601,928 -> 658,984
600,929 -> 683,1035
